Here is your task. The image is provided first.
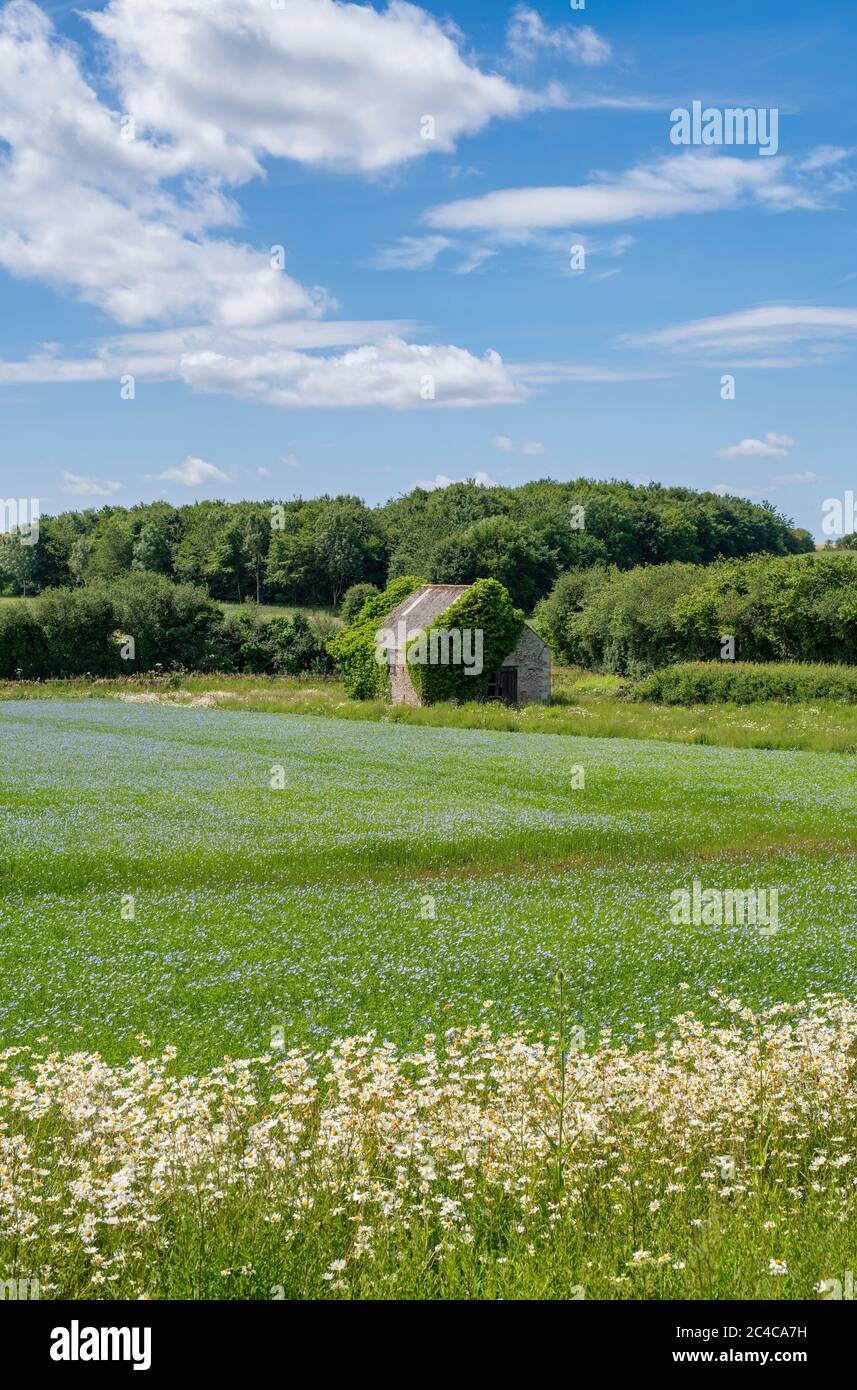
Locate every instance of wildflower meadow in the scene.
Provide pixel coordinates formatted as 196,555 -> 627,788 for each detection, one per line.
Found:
0,698 -> 855,1300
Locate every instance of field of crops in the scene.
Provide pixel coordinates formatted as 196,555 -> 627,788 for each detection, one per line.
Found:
1,699 -> 855,1299
1,697 -> 856,1058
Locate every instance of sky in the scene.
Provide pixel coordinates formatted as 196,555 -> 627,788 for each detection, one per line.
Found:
0,0 -> 855,537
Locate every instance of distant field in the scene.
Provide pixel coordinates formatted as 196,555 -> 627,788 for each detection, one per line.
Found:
218,600 -> 341,624
0,595 -> 341,620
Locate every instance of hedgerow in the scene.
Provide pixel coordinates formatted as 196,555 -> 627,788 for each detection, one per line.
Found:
533,564 -> 704,673
535,551 -> 857,674
0,573 -> 335,679
626,660 -> 857,706
673,551 -> 857,664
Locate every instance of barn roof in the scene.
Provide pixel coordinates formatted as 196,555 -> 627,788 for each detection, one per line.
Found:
380,584 -> 471,659
378,582 -> 552,661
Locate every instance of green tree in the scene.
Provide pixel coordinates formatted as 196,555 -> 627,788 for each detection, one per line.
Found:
0,533 -> 41,595
238,507 -> 271,604
531,568 -> 613,664
340,582 -> 380,624
430,515 -> 557,610
313,502 -> 385,606
266,502 -> 323,603
132,512 -> 176,575
85,512 -> 135,581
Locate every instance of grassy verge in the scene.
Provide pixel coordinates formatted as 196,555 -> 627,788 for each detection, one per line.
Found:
3,668 -> 857,752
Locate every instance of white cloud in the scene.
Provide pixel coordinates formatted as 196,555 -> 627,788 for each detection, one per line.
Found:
60,470 -> 124,496
493,434 -> 545,455
372,237 -> 495,275
507,7 -> 612,67
256,467 -> 269,478
371,236 -> 452,271
281,454 -> 300,468
512,362 -> 672,384
0,1 -> 323,328
712,468 -> 820,498
718,432 -> 795,460
177,338 -> 526,409
6,3 -> 849,433
145,456 -> 230,486
0,355 -> 112,384
413,471 -> 497,490
0,4 -> 534,412
454,247 -> 497,275
0,330 -> 545,409
797,145 -> 853,173
710,483 -> 760,500
768,470 -> 819,485
0,333 -> 665,402
427,151 -> 847,235
90,0 -> 532,179
0,320 -> 413,385
626,305 -> 857,365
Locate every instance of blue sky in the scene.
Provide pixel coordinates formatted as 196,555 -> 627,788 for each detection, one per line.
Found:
0,0 -> 855,536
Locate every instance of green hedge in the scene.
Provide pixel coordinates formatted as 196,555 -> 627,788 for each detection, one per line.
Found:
673,552 -> 857,664
0,601 -> 51,679
32,587 -> 123,677
0,573 -> 335,679
534,551 -> 857,675
533,564 -> 705,673
626,661 -> 857,706
214,609 -> 335,676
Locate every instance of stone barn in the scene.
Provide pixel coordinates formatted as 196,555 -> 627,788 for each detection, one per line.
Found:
380,583 -> 551,708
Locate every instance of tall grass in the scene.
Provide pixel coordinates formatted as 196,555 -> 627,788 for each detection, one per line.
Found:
3,668 -> 857,753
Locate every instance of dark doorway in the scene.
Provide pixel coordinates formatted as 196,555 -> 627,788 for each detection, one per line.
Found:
485,666 -> 518,705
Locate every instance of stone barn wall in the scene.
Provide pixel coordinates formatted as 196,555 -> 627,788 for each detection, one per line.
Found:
387,622 -> 550,707
505,625 -> 551,703
390,662 -> 421,707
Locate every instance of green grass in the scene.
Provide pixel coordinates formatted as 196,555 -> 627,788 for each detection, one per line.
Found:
1,698 -> 855,1060
1,698 -> 855,1300
217,600 -> 341,624
3,667 -> 857,752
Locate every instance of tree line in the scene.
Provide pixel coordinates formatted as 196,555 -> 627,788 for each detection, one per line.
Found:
0,572 -> 336,681
533,551 -> 857,673
1,480 -> 813,612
